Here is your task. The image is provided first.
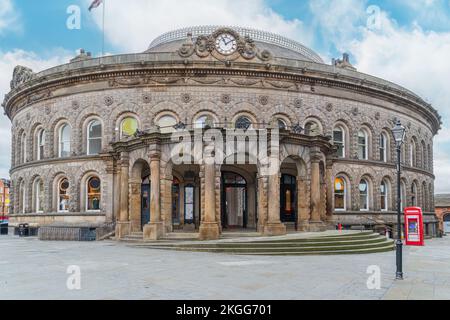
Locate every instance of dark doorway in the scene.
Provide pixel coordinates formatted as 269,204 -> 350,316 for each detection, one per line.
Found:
280,174 -> 297,222
221,172 -> 248,229
172,178 -> 180,224
141,177 -> 150,229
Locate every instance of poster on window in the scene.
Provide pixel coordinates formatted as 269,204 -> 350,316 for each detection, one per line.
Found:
185,187 -> 194,222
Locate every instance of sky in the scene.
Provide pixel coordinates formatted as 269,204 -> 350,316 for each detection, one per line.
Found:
0,0 -> 449,192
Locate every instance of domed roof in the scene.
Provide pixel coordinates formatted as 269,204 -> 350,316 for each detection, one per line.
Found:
145,25 -> 324,64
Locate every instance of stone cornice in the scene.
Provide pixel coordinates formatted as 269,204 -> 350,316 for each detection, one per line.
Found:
2,54 -> 441,134
334,158 -> 435,179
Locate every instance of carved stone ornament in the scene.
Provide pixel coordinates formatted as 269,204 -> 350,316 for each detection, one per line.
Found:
10,65 -> 34,90
45,105 -> 51,115
294,98 -> 302,109
221,94 -> 231,104
352,107 -> 359,116
142,93 -> 152,104
181,93 -> 192,104
326,103 -> 333,112
375,112 -> 381,120
104,96 -> 114,106
178,28 -> 272,62
259,95 -> 269,105
72,101 -> 80,110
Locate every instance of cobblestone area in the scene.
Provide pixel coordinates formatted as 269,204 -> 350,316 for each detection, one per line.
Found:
0,235 -> 449,300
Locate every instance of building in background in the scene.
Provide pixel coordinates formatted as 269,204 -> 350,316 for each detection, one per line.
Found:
0,179 -> 11,221
435,194 -> 450,235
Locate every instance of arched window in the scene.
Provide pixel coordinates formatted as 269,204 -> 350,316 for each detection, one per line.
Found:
235,116 -> 252,130
87,120 -> 102,155
34,178 -> 44,213
19,181 -> 25,214
421,141 -> 427,169
427,145 -> 432,171
358,130 -> 369,160
157,115 -> 177,134
410,140 -> 417,167
333,126 -> 345,158
422,183 -> 427,211
305,121 -> 321,136
120,117 -> 138,138
400,182 -> 406,212
411,183 -> 418,207
380,180 -> 388,211
86,177 -> 101,211
277,119 -> 287,130
21,132 -> 27,164
58,178 -> 70,212
359,179 -> 369,211
379,132 -> 388,162
194,114 -> 215,129
334,177 -> 346,211
59,124 -> 71,158
36,129 -> 45,160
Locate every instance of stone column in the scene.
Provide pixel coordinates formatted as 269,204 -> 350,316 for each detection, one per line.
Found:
297,178 -> 310,231
309,148 -> 326,231
263,170 -> 287,236
199,157 -> 220,240
143,152 -> 165,240
325,159 -> 334,221
115,153 -> 131,239
257,175 -> 268,233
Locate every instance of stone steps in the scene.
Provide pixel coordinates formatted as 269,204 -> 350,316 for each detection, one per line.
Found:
129,232 -> 395,256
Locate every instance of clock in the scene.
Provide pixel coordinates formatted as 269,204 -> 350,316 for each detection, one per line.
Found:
215,33 -> 237,55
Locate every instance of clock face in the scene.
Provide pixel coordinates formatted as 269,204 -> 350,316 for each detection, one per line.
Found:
215,33 -> 237,55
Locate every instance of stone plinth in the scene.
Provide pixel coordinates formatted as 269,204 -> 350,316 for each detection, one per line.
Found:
115,221 -> 130,239
263,222 -> 287,236
199,222 -> 220,240
143,222 -> 164,240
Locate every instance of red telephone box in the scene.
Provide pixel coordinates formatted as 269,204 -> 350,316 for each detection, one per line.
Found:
404,207 -> 424,246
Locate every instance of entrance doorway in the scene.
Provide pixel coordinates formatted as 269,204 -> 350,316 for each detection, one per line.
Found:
444,213 -> 450,234
141,176 -> 150,229
221,172 -> 248,229
280,174 -> 297,222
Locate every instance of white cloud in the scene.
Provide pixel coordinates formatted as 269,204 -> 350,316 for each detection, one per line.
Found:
85,0 -> 312,53
0,50 -> 72,179
0,0 -> 20,34
346,17 -> 450,192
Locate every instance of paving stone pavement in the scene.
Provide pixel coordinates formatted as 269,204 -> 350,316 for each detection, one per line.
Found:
0,235 -> 449,300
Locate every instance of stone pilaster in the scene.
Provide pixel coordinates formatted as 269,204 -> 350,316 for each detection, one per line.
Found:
263,168 -> 286,236
143,152 -> 164,240
297,178 -> 310,231
308,148 -> 327,231
199,158 -> 220,240
115,152 -> 131,239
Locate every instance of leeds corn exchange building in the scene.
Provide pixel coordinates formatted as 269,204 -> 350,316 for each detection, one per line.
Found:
2,26 -> 442,240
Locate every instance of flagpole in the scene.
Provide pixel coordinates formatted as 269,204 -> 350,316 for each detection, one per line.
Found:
102,0 -> 105,56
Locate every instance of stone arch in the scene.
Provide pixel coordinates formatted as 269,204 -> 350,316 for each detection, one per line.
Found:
49,117 -> 71,158
148,101 -> 182,125
114,111 -> 142,141
268,104 -> 299,124
279,144 -> 310,176
304,116 -> 325,136
78,170 -> 103,213
334,172 -> 352,211
357,173 -> 375,211
79,114 -> 104,155
380,175 -> 394,211
188,101 -> 221,124
333,119 -> 352,158
49,171 -> 71,213
226,102 -> 260,124
129,159 -> 151,232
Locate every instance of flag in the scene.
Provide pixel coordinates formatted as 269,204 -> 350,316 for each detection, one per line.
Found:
89,0 -> 103,11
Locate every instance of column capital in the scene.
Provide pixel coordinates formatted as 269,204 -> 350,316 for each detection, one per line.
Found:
149,151 -> 161,161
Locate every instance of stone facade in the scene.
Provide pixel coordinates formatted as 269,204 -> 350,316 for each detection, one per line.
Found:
2,26 -> 441,240
435,194 -> 450,234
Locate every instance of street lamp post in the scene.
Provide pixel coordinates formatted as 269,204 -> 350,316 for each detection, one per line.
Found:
392,120 -> 406,280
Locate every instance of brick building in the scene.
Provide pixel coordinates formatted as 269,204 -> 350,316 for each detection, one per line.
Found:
435,194 -> 450,234
0,179 -> 11,220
